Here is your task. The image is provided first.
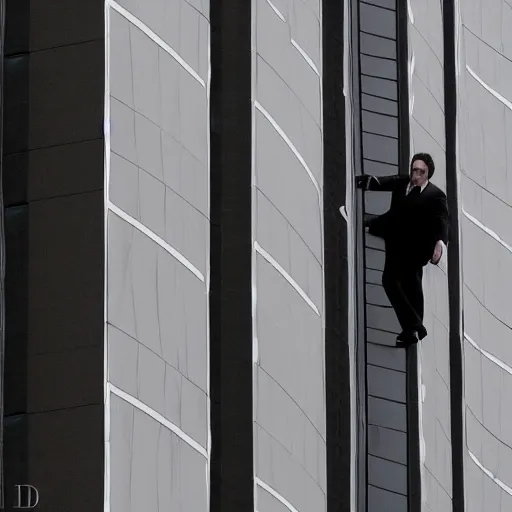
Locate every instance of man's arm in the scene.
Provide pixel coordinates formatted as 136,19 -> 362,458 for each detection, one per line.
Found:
432,193 -> 449,244
430,193 -> 449,264
355,174 -> 407,192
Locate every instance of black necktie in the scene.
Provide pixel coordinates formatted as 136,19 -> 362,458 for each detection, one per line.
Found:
408,185 -> 421,198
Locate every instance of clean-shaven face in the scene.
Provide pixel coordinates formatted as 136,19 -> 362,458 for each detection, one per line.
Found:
410,159 -> 429,187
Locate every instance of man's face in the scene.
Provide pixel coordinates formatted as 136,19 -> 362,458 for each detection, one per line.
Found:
410,159 -> 429,187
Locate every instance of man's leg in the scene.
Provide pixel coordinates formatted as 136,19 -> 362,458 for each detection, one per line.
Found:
382,260 -> 424,341
402,266 -> 426,339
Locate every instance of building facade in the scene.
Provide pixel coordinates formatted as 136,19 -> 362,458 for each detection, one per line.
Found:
1,0 -> 511,511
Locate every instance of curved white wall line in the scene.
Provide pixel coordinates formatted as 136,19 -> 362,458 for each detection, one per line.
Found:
466,65 -> 512,111
108,383 -> 208,457
255,478 -> 300,512
291,39 -> 320,76
464,332 -> 512,376
254,100 -> 321,197
108,202 -> 205,282
254,241 -> 320,316
454,0 -> 462,78
469,450 -> 512,496
408,53 -> 415,103
108,0 -> 205,87
462,208 -> 512,254
264,0 -> 321,77
407,0 -> 415,24
266,0 -> 286,22
339,205 -> 349,222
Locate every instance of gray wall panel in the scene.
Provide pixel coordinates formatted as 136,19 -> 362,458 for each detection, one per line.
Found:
367,342 -> 405,371
366,326 -> 398,347
359,3 -> 396,40
408,28 -> 444,108
465,452 -> 485,512
360,32 -> 397,60
113,0 -> 209,83
368,485 -> 407,512
257,487 -> 290,512
107,216 -> 208,398
255,366 -> 326,491
256,56 -> 322,183
362,132 -> 399,164
255,112 -> 322,260
408,0 -> 454,508
368,395 -> 407,431
105,1 -> 210,510
368,455 -> 407,495
361,75 -> 398,100
255,0 -> 321,122
110,395 -> 208,512
256,191 -> 323,313
253,0 -> 325,509
256,424 -> 326,511
360,54 -> 397,80
368,424 -> 407,464
256,257 -> 324,432
367,365 -> 406,402
458,0 -> 512,508
362,111 -> 399,138
361,93 -> 398,116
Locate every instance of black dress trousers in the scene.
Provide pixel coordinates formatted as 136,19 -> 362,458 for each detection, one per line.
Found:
382,249 -> 425,334
381,185 -> 426,334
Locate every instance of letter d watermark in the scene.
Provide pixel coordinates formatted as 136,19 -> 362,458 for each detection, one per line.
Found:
14,485 -> 39,509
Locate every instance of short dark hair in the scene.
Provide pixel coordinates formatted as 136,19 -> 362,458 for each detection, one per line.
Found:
410,152 -> 435,178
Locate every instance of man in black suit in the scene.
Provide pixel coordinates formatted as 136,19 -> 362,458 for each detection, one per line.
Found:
356,153 -> 449,346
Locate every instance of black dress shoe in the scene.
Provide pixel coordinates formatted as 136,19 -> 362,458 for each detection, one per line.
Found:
418,326 -> 428,340
396,330 -> 419,347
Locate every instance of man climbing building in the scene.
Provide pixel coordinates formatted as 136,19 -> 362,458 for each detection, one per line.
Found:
356,153 -> 449,347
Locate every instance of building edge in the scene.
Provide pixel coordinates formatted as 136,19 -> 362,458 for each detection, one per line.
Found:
323,0 -> 353,510
442,0 -> 465,510
209,0 -> 254,510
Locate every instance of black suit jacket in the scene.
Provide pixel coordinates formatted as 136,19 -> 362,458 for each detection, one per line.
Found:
366,175 -> 449,266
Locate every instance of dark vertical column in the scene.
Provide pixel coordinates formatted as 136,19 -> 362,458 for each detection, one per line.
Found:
323,1 -> 351,511
396,2 -> 410,177
356,0 -> 410,506
354,0 -> 425,508
442,1 -> 465,510
1,2 -> 30,505
2,1 -> 105,510
396,2 -> 421,511
0,0 -> 5,505
1,1 -> 30,502
351,1 -> 367,508
405,353 -> 421,512
209,0 -> 253,511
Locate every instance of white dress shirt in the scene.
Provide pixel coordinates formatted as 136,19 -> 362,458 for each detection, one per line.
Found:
405,180 -> 429,195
